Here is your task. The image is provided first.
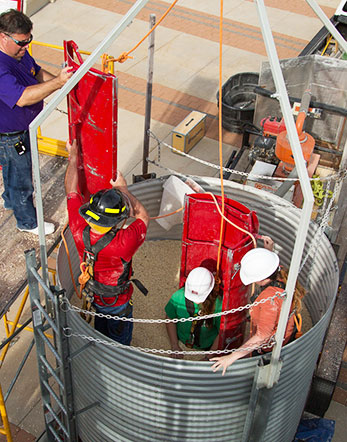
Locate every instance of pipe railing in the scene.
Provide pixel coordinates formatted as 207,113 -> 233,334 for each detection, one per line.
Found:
254,0 -> 315,388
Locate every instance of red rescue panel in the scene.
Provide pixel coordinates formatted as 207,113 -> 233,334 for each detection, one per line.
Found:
180,193 -> 259,349
64,40 -> 118,200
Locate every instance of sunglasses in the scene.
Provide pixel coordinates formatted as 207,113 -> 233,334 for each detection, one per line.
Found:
4,33 -> 33,47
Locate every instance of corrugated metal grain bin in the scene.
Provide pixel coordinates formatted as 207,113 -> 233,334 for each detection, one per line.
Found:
57,176 -> 339,442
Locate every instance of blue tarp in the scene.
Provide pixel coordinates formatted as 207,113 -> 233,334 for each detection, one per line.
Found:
293,418 -> 335,441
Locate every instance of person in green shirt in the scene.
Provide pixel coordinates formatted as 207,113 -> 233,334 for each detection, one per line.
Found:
165,267 -> 222,359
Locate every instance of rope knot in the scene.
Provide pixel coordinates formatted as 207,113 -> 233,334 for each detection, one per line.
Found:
116,52 -> 133,63
78,262 -> 91,286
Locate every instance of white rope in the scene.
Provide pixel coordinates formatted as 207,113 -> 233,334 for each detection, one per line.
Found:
148,130 -> 343,183
63,328 -> 276,356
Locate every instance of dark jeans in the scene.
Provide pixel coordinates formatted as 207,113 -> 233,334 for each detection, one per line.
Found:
0,131 -> 37,229
93,301 -> 134,346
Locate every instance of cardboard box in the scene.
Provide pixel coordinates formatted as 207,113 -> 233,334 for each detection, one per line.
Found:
172,111 -> 206,153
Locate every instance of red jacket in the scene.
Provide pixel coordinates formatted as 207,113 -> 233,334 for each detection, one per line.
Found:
67,192 -> 147,306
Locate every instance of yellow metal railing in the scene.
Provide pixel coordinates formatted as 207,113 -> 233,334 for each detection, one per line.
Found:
0,383 -> 13,442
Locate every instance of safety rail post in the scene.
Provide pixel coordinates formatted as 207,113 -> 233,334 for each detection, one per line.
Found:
142,14 -> 156,176
53,287 -> 77,441
254,0 -> 315,390
25,249 -> 76,441
241,358 -> 276,442
240,1 -> 317,439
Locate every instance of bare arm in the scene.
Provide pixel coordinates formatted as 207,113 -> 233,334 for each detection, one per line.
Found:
210,333 -> 266,375
35,68 -> 55,83
257,235 -> 274,251
64,140 -> 79,195
110,173 -> 149,227
210,294 -> 277,375
17,66 -> 73,107
165,316 -> 183,359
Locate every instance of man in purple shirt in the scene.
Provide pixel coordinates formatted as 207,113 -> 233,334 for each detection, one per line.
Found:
0,9 -> 73,235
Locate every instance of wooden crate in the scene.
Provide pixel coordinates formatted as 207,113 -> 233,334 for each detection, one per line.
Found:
172,111 -> 206,153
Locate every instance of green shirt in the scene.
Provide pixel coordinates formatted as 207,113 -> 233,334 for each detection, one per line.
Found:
165,287 -> 222,349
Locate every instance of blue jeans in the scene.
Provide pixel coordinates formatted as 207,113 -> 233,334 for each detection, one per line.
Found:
0,131 -> 37,229
93,300 -> 134,346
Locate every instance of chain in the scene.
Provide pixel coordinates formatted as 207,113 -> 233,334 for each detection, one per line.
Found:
148,130 -> 342,183
300,170 -> 345,272
63,328 -> 276,356
147,158 -> 189,179
320,177 -> 331,218
62,291 -> 286,324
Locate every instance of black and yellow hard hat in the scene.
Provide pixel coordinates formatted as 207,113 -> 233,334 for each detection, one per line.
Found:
79,189 -> 129,227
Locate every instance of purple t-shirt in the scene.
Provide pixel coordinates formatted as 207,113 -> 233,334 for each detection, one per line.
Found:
0,50 -> 43,132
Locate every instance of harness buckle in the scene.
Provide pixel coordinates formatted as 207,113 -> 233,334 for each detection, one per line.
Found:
84,250 -> 96,265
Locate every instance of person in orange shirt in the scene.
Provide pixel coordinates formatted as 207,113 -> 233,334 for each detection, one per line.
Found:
210,247 -> 305,375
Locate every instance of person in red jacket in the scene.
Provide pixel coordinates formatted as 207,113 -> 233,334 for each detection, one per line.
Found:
210,248 -> 304,375
65,140 -> 149,345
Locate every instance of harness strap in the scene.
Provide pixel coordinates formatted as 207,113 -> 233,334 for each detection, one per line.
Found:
87,278 -> 130,296
81,225 -> 148,306
185,298 -> 202,348
82,225 -> 118,271
131,279 -> 148,296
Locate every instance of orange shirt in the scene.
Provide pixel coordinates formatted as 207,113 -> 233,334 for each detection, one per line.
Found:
250,286 -> 295,348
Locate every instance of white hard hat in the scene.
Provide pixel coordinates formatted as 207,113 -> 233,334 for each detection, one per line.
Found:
240,248 -> 280,285
185,267 -> 215,304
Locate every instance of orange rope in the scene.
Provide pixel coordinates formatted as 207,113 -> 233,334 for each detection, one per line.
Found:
215,0 -> 225,283
205,192 -> 257,248
150,206 -> 183,220
78,262 -> 91,292
294,313 -> 303,338
109,0 -> 179,64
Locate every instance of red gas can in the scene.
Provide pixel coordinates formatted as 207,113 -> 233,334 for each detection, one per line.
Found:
180,193 -> 259,349
261,116 -> 286,136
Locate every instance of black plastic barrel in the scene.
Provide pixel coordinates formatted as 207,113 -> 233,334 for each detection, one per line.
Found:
216,72 -> 259,133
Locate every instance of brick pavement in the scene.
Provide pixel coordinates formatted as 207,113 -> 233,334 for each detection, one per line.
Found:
76,0 -> 309,58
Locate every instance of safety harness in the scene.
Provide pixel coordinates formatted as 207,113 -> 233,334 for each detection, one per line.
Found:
79,226 -> 148,310
184,298 -> 205,349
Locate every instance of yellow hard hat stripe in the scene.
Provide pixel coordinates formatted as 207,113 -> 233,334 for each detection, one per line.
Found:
105,205 -> 126,214
86,210 -> 100,220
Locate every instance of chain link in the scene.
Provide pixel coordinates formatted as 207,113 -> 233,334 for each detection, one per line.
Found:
148,130 -> 343,183
300,171 -> 344,272
62,291 -> 286,324
63,328 -> 276,356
